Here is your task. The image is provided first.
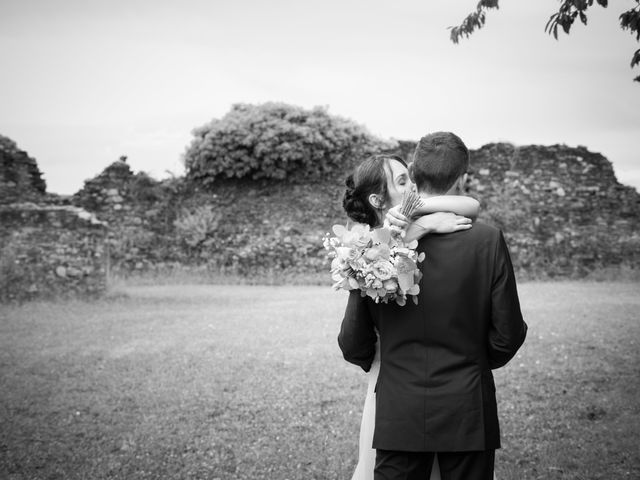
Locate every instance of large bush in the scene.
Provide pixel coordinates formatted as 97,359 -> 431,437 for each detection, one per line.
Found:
183,102 -> 396,185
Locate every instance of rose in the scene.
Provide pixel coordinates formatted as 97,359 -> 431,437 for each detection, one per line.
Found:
383,279 -> 398,293
371,259 -> 395,281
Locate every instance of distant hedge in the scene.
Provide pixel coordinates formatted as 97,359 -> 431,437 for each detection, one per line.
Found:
183,102 -> 396,185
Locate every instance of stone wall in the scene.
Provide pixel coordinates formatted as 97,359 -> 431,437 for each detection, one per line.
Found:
65,142 -> 639,281
428,142 -> 639,277
0,203 -> 108,302
2,138 -> 637,298
0,135 -> 46,204
72,158 -> 186,273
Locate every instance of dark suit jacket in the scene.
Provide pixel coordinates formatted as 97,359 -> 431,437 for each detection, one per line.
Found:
338,222 -> 527,452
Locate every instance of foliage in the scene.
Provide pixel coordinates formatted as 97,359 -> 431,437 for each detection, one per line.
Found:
128,171 -> 165,205
183,102 -> 396,186
449,0 -> 500,44
173,205 -> 221,249
450,0 -> 640,82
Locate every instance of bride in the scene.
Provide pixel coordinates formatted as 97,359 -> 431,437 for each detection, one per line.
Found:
341,153 -> 485,480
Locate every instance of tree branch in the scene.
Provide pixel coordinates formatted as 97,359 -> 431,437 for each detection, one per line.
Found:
449,0 -> 500,44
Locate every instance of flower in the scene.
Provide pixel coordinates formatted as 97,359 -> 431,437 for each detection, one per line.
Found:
323,222 -> 424,306
371,259 -> 395,281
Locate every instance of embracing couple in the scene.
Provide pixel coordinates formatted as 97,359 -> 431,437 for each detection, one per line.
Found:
338,132 -> 528,480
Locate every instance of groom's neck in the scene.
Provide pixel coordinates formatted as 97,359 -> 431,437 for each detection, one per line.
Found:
417,189 -> 449,198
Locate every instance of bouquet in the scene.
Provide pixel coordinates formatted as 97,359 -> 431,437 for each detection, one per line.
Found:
323,191 -> 426,306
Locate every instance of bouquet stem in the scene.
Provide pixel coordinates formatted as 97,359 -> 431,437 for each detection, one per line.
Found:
400,190 -> 423,219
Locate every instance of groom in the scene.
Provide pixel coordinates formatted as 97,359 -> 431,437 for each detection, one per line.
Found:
338,132 -> 527,480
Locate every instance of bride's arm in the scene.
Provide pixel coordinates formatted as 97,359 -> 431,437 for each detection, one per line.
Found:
413,195 -> 479,219
403,212 -> 472,243
386,196 -> 480,243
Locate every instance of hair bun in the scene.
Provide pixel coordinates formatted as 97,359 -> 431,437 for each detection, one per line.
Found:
345,174 -> 355,189
343,174 -> 356,200
342,188 -> 371,226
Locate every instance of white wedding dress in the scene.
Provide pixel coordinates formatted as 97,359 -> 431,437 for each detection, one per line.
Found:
350,339 -> 497,480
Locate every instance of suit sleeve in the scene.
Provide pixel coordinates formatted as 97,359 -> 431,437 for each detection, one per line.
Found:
488,230 -> 528,369
338,290 -> 377,372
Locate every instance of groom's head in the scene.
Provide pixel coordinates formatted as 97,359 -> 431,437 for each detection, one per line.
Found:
409,132 -> 469,195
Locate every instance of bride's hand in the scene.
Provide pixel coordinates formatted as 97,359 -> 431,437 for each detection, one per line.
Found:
384,206 -> 410,238
385,205 -> 409,229
403,212 -> 473,242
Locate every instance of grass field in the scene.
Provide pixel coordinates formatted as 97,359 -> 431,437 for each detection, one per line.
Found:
1,282 -> 639,480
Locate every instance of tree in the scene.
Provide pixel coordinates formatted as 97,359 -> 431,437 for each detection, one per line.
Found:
449,0 -> 640,82
183,102 -> 396,186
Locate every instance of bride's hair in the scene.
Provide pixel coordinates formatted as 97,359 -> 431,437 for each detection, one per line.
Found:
342,154 -> 407,227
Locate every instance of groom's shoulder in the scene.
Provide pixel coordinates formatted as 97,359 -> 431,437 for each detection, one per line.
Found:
472,221 -> 500,235
461,221 -> 505,249
468,220 -> 501,239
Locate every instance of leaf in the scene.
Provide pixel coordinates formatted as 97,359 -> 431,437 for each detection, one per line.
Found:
545,13 -> 559,35
479,0 -> 500,9
372,227 -> 391,245
406,284 -> 420,296
449,27 -> 460,44
398,272 -> 415,292
332,224 -> 347,237
579,11 -> 588,25
631,49 -> 640,68
405,239 -> 418,250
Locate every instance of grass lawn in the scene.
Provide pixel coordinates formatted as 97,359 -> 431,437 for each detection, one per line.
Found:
1,282 -> 639,479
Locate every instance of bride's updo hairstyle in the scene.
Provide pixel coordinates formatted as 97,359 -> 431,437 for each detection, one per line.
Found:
342,154 -> 407,227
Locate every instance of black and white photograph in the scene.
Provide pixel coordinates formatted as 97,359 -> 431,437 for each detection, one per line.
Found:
1,1 -> 639,479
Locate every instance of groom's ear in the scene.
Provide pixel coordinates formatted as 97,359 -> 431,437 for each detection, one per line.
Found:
460,173 -> 468,190
451,173 -> 468,194
408,162 -> 416,183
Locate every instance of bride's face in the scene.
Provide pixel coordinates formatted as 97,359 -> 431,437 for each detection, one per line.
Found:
383,159 -> 413,209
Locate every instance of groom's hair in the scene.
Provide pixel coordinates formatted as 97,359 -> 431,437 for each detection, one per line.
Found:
412,132 -> 469,194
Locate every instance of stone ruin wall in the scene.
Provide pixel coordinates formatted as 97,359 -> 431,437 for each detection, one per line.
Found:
398,141 -> 640,277
0,203 -> 108,302
62,144 -> 640,281
71,159 -> 179,274
2,141 -> 638,303
0,135 -> 46,205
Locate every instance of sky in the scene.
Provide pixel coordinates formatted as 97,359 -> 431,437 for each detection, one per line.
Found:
1,0 -> 639,195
